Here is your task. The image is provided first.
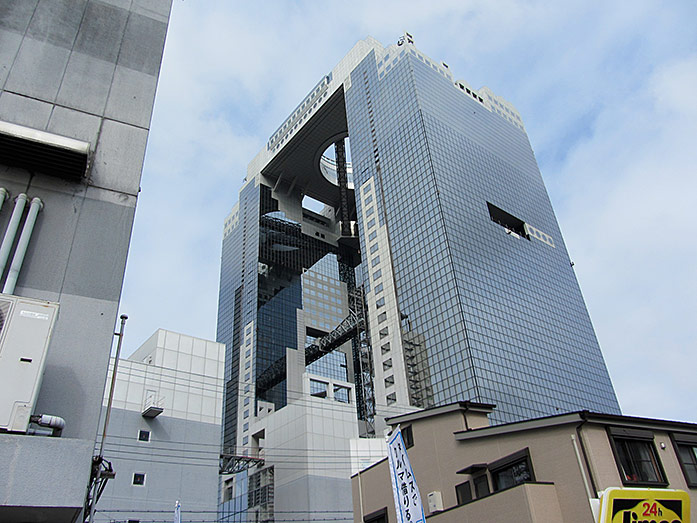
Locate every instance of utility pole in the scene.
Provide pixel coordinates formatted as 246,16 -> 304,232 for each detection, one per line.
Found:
86,314 -> 128,523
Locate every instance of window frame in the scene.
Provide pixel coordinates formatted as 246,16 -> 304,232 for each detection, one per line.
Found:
401,425 -> 414,449
455,481 -> 472,506
607,427 -> 668,487
132,472 -> 146,486
488,448 -> 535,492
137,429 -> 150,442
671,432 -> 697,488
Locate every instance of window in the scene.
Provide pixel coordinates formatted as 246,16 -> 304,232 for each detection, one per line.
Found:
455,481 -> 472,505
371,256 -> 380,267
370,243 -> 379,254
384,375 -> 394,387
609,428 -> 667,486
473,474 -> 490,498
381,342 -> 390,354
382,358 -> 392,371
379,327 -> 389,339
673,433 -> 697,487
138,429 -> 150,442
132,473 -> 146,486
402,425 -> 414,449
363,507 -> 387,523
386,393 -> 396,405
368,230 -> 377,241
333,385 -> 350,404
489,448 -> 535,491
378,312 -> 387,323
374,283 -> 383,294
373,269 -> 382,280
376,297 -> 385,309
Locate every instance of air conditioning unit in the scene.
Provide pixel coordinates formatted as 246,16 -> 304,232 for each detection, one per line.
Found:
0,294 -> 59,432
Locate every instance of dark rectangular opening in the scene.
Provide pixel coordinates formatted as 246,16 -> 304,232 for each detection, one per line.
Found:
487,202 -> 529,239
455,481 -> 472,505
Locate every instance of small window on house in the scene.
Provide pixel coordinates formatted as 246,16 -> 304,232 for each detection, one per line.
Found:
368,230 -> 377,241
382,358 -> 392,371
386,393 -> 397,405
609,428 -> 667,486
489,448 -> 535,491
384,375 -> 394,387
378,312 -> 387,323
376,297 -> 385,309
379,327 -> 389,339
673,433 -> 697,487
381,342 -> 390,354
402,425 -> 414,448
371,256 -> 380,267
370,243 -> 379,254
374,283 -> 384,294
133,473 -> 146,486
455,481 -> 472,505
138,430 -> 150,442
373,269 -> 382,280
473,474 -> 490,498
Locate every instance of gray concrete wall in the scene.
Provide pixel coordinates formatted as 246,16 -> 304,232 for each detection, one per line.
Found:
0,1 -> 171,521
96,408 -> 220,523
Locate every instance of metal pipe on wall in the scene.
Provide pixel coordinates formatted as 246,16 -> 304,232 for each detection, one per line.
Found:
0,188 -> 8,213
0,193 -> 28,283
3,196 -> 43,295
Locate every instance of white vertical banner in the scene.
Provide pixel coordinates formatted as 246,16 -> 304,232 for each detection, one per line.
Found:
387,426 -> 426,523
173,499 -> 181,523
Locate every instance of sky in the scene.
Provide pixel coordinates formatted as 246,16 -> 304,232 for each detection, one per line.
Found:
118,1 -> 697,423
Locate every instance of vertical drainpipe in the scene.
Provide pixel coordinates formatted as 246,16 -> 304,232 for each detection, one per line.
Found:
0,193 -> 28,285
0,188 -> 8,213
3,196 -> 43,295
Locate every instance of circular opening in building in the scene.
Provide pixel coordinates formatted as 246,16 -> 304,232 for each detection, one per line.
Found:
319,138 -> 354,188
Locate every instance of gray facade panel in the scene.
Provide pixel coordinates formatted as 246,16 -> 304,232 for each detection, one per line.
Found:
25,0 -> 86,49
46,104 -> 103,146
0,90 -> 53,129
56,51 -> 116,115
60,197 -> 135,301
5,37 -> 70,102
0,433 -> 93,520
91,118 -> 149,194
0,30 -> 23,89
32,293 -> 119,440
118,12 -> 168,76
0,0 -> 39,34
73,1 -> 128,64
105,65 -> 159,128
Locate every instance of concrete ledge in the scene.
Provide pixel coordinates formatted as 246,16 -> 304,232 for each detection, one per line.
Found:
0,433 -> 93,523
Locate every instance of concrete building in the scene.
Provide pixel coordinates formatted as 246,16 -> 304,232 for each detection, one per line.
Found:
217,34 -> 619,521
352,403 -> 697,523
0,2 -> 171,522
95,329 -> 224,523
220,370 -> 386,523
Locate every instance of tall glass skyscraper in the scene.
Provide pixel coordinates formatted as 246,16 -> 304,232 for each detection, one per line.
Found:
217,34 -> 619,456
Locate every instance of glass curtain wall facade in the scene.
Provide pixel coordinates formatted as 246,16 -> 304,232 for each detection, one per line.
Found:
344,41 -> 619,423
217,35 -> 620,463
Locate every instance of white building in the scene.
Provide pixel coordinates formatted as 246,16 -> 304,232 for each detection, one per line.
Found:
95,329 -> 224,523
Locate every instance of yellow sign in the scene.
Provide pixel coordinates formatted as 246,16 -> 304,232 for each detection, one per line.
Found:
597,488 -> 690,523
